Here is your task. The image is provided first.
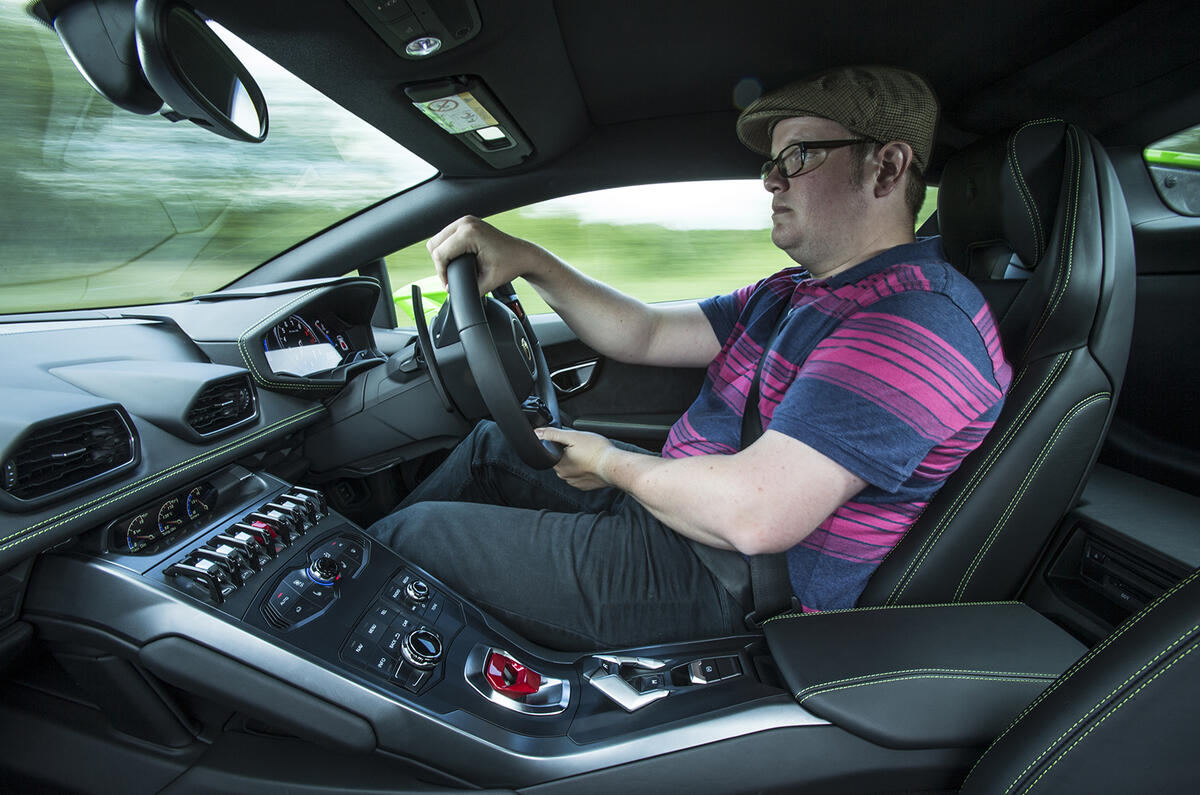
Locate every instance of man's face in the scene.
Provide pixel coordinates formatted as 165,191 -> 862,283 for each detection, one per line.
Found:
764,116 -> 872,276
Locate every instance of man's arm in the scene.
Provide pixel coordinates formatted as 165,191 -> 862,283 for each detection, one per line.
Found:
427,216 -> 720,368
535,425 -> 867,554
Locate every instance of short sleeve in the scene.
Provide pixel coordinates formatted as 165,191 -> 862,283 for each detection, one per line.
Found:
767,291 -> 1006,491
699,281 -> 759,343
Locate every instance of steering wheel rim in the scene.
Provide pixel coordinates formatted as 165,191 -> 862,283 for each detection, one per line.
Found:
445,254 -> 563,469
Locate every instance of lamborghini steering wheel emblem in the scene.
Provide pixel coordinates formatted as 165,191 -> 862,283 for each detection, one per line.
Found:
520,338 -> 533,366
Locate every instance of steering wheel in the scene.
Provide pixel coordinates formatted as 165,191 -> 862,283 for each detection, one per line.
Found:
445,254 -> 563,469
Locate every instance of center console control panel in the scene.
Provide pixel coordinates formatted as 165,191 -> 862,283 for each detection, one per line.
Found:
339,568 -> 464,695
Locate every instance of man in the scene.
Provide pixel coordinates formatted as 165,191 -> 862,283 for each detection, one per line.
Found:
367,66 -> 1011,652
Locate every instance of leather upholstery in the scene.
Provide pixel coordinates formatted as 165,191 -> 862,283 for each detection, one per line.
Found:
961,568 -> 1200,794
762,602 -> 1086,750
859,120 -> 1136,606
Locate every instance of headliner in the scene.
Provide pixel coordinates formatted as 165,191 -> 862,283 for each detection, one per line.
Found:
198,0 -> 1200,180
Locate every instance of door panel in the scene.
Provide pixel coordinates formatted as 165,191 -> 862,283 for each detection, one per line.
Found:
532,315 -> 705,450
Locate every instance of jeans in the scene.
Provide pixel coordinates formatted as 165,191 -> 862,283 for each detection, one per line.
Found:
365,421 -> 748,651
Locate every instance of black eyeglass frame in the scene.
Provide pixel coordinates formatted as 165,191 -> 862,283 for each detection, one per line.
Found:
759,138 -> 875,182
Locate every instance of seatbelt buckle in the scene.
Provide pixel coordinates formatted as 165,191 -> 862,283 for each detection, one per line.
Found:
744,596 -> 803,630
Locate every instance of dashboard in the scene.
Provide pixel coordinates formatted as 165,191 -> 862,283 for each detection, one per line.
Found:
0,276 -> 389,571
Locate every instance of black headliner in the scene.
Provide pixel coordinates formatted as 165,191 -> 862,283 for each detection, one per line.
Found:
195,0 -> 1200,182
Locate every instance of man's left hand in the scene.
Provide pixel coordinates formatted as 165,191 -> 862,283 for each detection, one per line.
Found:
535,426 -> 617,491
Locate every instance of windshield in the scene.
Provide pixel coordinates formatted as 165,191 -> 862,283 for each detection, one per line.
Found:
0,5 -> 436,315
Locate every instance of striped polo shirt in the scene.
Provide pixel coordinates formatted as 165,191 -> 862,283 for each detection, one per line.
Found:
663,237 -> 1011,611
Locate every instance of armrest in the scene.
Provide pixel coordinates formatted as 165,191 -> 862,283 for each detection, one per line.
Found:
763,603 -> 1087,749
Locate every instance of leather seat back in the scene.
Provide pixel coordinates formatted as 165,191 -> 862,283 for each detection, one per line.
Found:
860,120 -> 1135,606
962,567 -> 1200,793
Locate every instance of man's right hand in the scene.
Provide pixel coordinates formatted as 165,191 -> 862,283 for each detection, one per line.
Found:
426,216 -> 552,296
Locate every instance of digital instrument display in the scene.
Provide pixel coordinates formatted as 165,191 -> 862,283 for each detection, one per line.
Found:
263,312 -> 354,376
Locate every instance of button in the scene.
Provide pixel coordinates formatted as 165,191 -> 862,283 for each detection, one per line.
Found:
369,602 -> 400,624
388,14 -> 421,38
281,595 -> 322,624
389,614 -> 416,637
268,583 -> 304,613
355,615 -> 389,642
423,592 -> 443,622
343,540 -> 365,564
300,582 -> 335,606
369,651 -> 397,676
405,668 -> 432,693
342,637 -> 374,667
392,571 -> 415,590
383,582 -> 407,605
716,656 -> 740,679
689,658 -> 721,684
635,673 -> 665,692
285,572 -> 309,593
391,659 -> 413,684
382,629 -> 406,655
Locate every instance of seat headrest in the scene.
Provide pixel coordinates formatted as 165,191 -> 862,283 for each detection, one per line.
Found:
939,119 -> 1069,278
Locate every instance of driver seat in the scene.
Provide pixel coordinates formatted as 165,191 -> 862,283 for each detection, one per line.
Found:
856,119 -> 1136,607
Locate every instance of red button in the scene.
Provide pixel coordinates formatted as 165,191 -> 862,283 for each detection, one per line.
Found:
485,651 -> 542,697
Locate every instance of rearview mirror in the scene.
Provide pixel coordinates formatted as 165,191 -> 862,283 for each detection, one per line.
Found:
133,0 -> 267,142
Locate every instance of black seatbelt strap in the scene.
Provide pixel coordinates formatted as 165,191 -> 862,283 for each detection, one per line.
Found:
742,301 -> 799,624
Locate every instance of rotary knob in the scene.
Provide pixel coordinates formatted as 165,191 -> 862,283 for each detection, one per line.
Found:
405,579 -> 430,603
401,629 -> 443,670
307,556 -> 339,585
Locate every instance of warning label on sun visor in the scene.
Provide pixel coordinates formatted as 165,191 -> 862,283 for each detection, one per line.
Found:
412,92 -> 498,134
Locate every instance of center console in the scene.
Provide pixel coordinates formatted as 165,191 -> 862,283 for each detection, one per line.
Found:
23,465 -> 813,788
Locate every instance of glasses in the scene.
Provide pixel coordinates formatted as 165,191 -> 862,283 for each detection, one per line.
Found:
760,139 -> 874,182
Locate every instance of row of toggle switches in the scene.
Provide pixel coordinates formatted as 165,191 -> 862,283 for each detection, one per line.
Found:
164,487 -> 327,604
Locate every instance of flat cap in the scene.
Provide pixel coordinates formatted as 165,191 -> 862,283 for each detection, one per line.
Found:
737,65 -> 939,173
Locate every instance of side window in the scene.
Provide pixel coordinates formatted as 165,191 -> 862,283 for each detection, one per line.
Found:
385,179 -> 940,325
1144,123 -> 1200,216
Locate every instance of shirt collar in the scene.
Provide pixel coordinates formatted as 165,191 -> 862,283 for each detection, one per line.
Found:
818,236 -> 945,288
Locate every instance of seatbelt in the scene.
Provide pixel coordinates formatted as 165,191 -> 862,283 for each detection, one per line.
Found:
742,301 -> 800,624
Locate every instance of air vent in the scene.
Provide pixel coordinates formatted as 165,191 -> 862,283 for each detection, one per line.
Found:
187,376 -> 257,437
2,409 -> 136,501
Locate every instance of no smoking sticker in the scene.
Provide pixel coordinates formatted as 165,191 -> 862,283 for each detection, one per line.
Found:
413,91 -> 498,134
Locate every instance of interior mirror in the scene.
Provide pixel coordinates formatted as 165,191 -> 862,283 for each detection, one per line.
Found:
43,0 -> 163,116
133,0 -> 268,142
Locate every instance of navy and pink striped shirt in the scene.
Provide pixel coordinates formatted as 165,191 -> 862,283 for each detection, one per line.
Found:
664,238 -> 1011,611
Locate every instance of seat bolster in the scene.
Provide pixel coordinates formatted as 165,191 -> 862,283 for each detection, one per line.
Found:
961,569 -> 1200,794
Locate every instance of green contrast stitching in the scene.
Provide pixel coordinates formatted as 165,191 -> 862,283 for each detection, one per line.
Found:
236,289 -> 341,391
1021,639 -> 1200,794
799,673 -> 1055,706
884,352 -> 1071,604
953,392 -> 1110,601
1007,119 -> 1060,262
795,667 -> 1058,702
762,600 -> 1022,624
964,568 -> 1200,786
1000,624 -> 1200,794
0,406 -> 325,552
1022,126 -> 1081,364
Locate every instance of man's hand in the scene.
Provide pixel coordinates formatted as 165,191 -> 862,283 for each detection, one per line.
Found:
426,216 -> 550,296
535,426 -> 619,491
